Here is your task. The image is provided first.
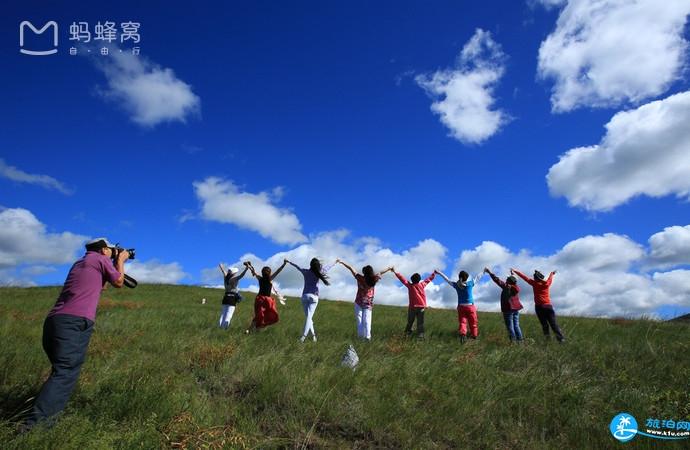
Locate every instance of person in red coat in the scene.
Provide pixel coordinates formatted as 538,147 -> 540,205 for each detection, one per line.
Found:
511,268 -> 565,343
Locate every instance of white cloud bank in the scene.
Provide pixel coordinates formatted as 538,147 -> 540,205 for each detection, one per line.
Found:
0,208 -> 87,286
126,260 -> 187,284
214,227 -> 690,319
547,90 -> 690,211
0,207 -> 187,286
0,208 -> 86,269
537,0 -> 690,112
648,225 -> 690,270
416,28 -> 509,144
193,177 -> 307,246
96,50 -> 200,126
0,158 -> 72,194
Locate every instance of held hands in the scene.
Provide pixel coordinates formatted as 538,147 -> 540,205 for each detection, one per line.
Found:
116,250 -> 130,262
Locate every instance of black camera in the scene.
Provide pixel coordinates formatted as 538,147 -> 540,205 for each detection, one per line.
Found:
112,246 -> 136,260
111,244 -> 138,288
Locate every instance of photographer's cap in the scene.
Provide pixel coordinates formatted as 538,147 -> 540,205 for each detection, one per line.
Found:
85,237 -> 114,251
229,267 -> 239,275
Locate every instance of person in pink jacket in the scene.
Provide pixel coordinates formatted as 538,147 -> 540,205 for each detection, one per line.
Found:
393,268 -> 435,338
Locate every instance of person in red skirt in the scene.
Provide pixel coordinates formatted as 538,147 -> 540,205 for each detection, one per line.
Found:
245,261 -> 287,333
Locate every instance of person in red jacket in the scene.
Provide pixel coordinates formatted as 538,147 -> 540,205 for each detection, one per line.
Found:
485,267 -> 524,343
393,268 -> 435,338
511,268 -> 565,343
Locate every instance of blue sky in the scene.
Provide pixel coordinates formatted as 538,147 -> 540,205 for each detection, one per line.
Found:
2,0 -> 690,318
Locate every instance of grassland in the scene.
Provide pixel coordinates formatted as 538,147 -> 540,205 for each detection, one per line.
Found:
1,284 -> 689,449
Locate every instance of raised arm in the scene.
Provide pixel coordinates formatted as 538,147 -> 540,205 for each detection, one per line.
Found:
270,260 -> 288,281
485,267 -> 505,288
336,259 -> 357,278
247,262 -> 261,280
235,265 -> 250,280
393,269 -> 410,287
285,259 -> 302,271
434,269 -> 452,286
377,266 -> 394,277
472,271 -> 484,285
421,271 -> 436,286
511,268 -> 533,285
218,263 -> 227,277
546,270 -> 556,286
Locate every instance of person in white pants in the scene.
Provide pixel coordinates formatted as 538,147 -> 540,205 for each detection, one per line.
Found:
218,262 -> 249,329
335,259 -> 393,341
285,258 -> 333,342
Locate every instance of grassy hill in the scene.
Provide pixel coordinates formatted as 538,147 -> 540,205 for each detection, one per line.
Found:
1,284 -> 688,449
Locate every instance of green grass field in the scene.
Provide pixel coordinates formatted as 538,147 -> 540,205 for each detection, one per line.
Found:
1,284 -> 689,449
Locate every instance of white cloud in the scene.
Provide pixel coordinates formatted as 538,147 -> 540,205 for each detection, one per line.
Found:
547,90 -> 690,211
416,28 -> 509,144
529,0 -> 567,9
648,225 -> 690,269
652,270 -> 690,304
125,259 -> 187,284
0,208 -> 87,269
538,0 -> 690,112
193,177 -> 307,245
96,50 -> 200,126
0,158 -> 72,194
552,234 -> 644,271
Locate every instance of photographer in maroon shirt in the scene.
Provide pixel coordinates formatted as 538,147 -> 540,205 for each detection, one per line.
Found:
23,237 -> 129,430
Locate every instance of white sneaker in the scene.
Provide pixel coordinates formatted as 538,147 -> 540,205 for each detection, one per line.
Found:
312,335 -> 317,342
299,335 -> 306,343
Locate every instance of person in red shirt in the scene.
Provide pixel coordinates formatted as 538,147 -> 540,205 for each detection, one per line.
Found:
335,259 -> 393,341
511,268 -> 565,343
393,268 -> 435,338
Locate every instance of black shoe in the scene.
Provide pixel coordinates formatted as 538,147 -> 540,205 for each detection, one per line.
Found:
459,335 -> 467,344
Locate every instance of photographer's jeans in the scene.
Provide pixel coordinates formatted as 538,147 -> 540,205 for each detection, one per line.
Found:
25,314 -> 94,427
